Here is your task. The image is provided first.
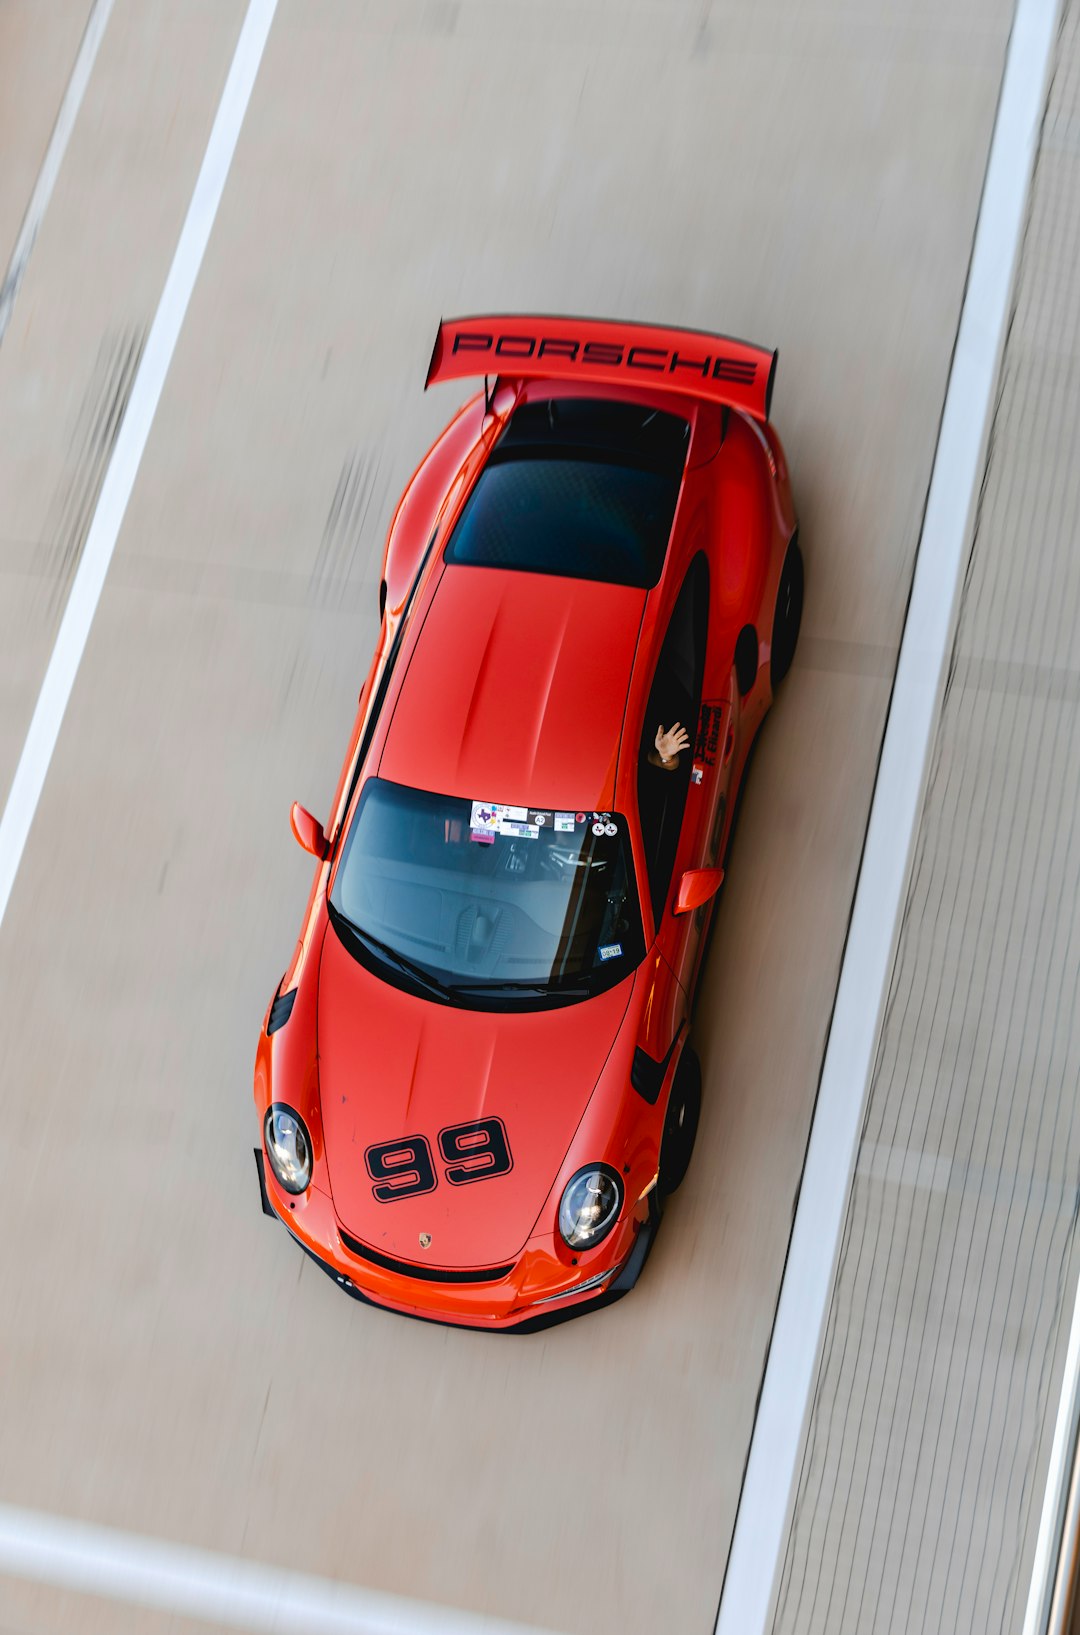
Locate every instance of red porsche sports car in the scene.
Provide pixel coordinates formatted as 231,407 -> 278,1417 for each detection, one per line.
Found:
254,315 -> 801,1330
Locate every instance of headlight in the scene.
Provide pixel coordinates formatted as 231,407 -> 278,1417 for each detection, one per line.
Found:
263,1103 -> 312,1195
558,1165 -> 623,1249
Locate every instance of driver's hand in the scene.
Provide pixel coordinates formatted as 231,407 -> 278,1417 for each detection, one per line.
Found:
655,722 -> 691,764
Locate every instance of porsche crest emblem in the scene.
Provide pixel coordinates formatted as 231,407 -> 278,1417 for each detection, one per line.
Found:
418,1233 -> 432,1250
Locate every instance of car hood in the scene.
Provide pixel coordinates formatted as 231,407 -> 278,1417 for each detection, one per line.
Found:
317,921 -> 634,1268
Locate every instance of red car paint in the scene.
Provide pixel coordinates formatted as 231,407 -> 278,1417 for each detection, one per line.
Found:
254,316 -> 800,1330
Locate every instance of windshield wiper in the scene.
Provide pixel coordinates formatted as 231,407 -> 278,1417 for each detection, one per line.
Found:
329,906 -> 453,1003
446,977 -> 591,998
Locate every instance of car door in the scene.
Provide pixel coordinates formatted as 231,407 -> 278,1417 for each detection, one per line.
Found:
695,667 -> 742,863
635,555 -> 710,988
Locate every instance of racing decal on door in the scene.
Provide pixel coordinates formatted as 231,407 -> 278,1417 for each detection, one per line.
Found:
365,1117 -> 513,1201
696,700 -> 726,767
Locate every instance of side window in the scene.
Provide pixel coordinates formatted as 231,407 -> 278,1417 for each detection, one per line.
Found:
636,556 -> 709,926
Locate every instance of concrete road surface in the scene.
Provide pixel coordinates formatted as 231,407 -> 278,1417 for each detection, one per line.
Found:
0,2 -> 1011,1632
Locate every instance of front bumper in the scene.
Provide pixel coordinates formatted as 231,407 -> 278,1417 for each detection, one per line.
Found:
255,1147 -> 657,1333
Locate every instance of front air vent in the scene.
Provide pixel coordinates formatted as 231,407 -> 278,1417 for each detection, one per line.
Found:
630,1021 -> 685,1104
338,1227 -> 513,1284
267,987 -> 297,1035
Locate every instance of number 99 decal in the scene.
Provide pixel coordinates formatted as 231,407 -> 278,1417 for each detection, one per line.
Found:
365,1118 -> 513,1201
438,1118 -> 513,1186
365,1135 -> 437,1202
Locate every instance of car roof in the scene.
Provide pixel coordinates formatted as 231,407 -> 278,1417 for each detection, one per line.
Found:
377,563 -> 646,811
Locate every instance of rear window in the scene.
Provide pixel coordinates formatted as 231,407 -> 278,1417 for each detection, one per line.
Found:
444,399 -> 688,589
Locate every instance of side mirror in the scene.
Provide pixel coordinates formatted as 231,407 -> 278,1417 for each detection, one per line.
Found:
673,866 -> 724,916
290,802 -> 329,860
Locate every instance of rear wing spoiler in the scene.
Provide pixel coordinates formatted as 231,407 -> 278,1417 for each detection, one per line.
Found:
425,314 -> 777,422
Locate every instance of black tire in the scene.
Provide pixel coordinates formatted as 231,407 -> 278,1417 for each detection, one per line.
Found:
771,534 -> 804,691
659,1046 -> 702,1197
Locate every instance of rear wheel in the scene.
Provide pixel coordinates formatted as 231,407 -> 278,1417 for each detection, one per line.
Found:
771,533 -> 804,690
659,1046 -> 702,1197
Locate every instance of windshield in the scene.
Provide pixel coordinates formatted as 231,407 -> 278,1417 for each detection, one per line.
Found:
329,779 -> 644,1008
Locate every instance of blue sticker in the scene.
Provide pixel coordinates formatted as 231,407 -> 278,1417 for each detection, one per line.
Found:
598,943 -> 623,961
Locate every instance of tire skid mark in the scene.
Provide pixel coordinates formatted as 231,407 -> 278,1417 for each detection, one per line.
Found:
43,326 -> 145,618
308,448 -> 385,608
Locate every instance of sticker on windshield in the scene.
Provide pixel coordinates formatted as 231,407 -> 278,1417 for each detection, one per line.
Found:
470,800 -> 580,842
598,943 -> 623,961
591,821 -> 605,836
603,821 -> 617,836
469,828 -> 495,845
499,819 -> 540,840
471,800 -> 542,840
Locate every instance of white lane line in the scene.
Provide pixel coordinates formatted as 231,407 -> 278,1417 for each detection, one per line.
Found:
714,2 -> 1063,1633
1022,1262 -> 1080,1635
0,0 -> 277,932
0,0 -> 116,344
0,1503 -> 557,1635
